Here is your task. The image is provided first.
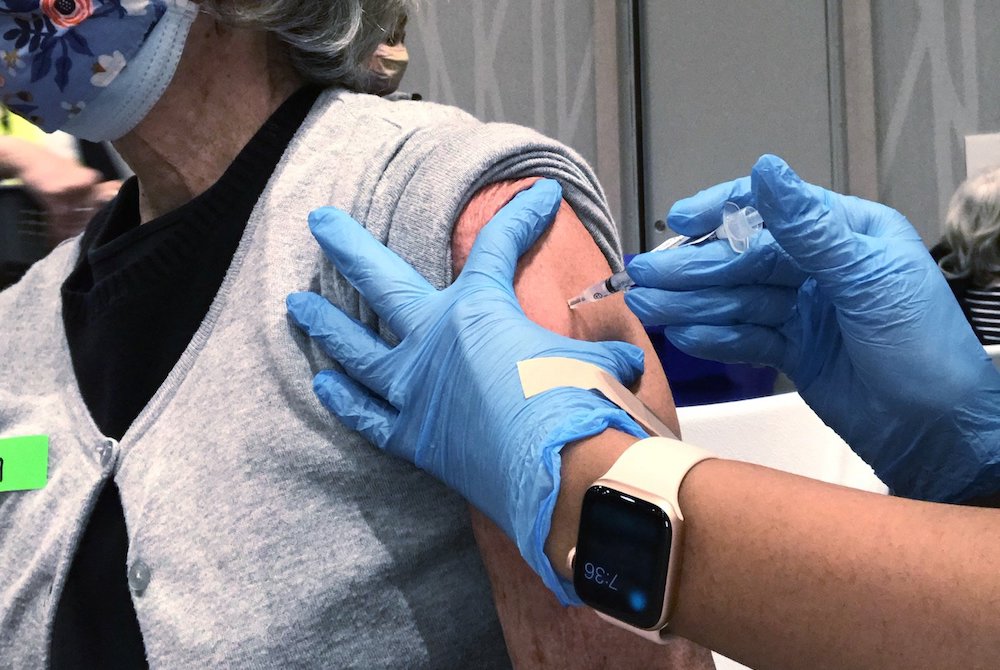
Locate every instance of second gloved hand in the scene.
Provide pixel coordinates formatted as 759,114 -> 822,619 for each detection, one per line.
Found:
287,180 -> 648,604
624,154 -> 1000,503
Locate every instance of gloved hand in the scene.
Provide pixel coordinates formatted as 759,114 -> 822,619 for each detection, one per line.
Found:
287,180 -> 648,604
624,154 -> 1000,502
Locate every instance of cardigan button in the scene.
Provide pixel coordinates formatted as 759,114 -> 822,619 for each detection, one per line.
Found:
128,559 -> 151,596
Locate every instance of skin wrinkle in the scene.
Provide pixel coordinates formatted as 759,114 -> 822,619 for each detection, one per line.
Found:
114,16 -> 304,224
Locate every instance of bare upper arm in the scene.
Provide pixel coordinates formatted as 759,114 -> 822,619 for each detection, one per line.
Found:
452,179 -> 712,669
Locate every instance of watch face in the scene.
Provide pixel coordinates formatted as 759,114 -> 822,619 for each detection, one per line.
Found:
573,485 -> 673,629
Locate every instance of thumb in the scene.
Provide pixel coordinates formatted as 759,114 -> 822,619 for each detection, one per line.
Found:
576,339 -> 646,388
667,175 -> 752,237
560,339 -> 646,386
464,179 -> 563,283
750,154 -> 867,282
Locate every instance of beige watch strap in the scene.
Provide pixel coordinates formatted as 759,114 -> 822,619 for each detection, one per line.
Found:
598,436 -> 715,521
586,437 -> 715,643
518,356 -> 716,642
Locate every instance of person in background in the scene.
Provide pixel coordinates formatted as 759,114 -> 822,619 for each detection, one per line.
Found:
0,136 -> 121,243
0,108 -> 121,244
932,166 -> 1000,343
0,108 -> 121,290
360,10 -> 411,97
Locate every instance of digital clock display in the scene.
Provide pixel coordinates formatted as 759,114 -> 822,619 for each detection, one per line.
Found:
573,485 -> 672,629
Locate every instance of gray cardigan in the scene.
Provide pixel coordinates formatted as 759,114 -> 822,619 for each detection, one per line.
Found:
0,89 -> 622,668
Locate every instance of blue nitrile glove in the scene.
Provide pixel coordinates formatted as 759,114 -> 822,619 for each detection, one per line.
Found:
624,154 -> 1000,503
286,180 -> 649,604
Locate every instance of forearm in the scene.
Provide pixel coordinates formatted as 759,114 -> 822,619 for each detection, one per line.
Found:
548,433 -> 1000,669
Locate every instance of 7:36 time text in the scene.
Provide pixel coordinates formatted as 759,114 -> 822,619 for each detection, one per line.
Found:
583,561 -> 619,590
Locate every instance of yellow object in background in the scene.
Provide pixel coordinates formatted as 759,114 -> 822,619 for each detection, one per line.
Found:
0,106 -> 80,188
1,106 -> 47,143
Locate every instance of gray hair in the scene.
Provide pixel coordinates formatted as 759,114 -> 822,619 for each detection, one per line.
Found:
202,0 -> 415,89
938,167 -> 1000,286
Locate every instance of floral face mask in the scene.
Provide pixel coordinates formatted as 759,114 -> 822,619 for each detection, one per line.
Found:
0,0 -> 198,140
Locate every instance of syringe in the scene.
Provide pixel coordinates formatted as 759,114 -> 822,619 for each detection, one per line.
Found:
567,232 -> 709,308
568,202 -> 763,309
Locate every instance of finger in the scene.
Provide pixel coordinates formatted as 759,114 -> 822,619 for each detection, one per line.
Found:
663,324 -> 788,370
464,179 -> 563,283
666,176 -> 752,236
625,285 -> 798,328
755,154 -> 922,242
308,207 -> 431,336
572,339 -> 646,387
750,153 -> 928,288
749,155 -> 862,277
313,369 -> 397,449
625,232 -> 806,291
93,180 -> 123,204
286,292 -> 395,399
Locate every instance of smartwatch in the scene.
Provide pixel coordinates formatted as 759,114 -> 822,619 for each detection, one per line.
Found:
569,436 -> 714,642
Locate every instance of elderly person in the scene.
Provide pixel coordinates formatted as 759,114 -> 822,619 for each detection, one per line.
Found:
932,167 -> 1000,344
0,137 -> 121,250
0,1 -> 710,667
0,110 -> 122,289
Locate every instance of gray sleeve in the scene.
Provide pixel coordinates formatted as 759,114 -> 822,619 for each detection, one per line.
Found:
354,118 -> 623,343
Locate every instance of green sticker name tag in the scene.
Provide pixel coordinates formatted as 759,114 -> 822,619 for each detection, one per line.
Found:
0,435 -> 48,492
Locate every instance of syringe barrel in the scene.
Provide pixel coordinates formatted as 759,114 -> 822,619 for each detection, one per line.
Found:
606,270 -> 635,293
576,270 -> 635,304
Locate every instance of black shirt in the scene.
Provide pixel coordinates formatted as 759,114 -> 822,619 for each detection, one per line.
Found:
51,87 -> 322,669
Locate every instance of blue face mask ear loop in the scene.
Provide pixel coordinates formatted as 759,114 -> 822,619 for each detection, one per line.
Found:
60,0 -> 201,142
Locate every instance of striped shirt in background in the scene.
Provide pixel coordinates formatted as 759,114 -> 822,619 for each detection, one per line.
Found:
965,286 -> 1000,343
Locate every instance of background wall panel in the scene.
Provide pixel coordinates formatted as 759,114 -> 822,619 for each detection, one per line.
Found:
872,0 -> 1000,242
638,0 -> 838,249
405,0 -> 599,179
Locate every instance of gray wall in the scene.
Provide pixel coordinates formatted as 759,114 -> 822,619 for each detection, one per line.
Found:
403,1 -> 643,248
638,1 -> 838,249
404,0 -> 599,174
404,1 -> 843,254
404,1 -> 996,249
872,0 -> 1000,242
